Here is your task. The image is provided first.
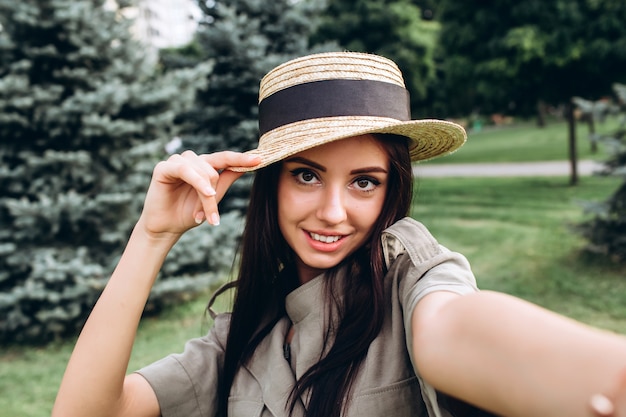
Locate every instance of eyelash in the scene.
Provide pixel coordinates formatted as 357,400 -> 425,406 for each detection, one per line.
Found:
353,176 -> 381,192
289,168 -> 381,192
290,168 -> 319,185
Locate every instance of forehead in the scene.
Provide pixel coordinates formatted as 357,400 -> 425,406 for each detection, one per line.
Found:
291,134 -> 389,166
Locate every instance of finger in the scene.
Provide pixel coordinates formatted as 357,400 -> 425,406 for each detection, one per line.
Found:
158,152 -> 218,198
589,368 -> 626,417
215,170 -> 245,202
178,150 -> 220,196
611,368 -> 626,417
590,394 -> 615,416
157,152 -> 221,225
199,169 -> 245,226
179,151 -> 260,226
177,151 -> 221,225
200,151 -> 262,172
192,199 -> 205,225
197,152 -> 260,226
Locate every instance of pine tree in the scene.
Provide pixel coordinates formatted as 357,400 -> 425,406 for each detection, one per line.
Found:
0,0 -> 213,343
165,0 -> 333,154
161,0 -> 335,211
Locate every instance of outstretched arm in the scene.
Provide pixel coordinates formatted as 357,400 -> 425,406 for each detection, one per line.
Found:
52,151 -> 260,417
412,290 -> 626,417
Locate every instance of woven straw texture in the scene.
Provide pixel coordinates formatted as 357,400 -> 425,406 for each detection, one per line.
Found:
230,52 -> 467,172
259,52 -> 405,100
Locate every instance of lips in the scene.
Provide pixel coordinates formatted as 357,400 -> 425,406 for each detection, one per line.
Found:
309,232 -> 342,243
304,230 -> 347,253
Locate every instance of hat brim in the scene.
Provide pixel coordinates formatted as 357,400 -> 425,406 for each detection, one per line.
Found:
228,116 -> 467,172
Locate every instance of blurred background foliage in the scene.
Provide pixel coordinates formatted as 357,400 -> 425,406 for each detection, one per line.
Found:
1,0 -> 626,345
437,0 -> 626,121
574,84 -> 626,262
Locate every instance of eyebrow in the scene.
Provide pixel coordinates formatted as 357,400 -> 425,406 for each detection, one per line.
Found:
284,156 -> 388,174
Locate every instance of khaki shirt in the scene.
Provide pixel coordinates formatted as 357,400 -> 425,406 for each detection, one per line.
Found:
137,217 -> 478,417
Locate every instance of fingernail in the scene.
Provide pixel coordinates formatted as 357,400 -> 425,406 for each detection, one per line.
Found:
204,186 -> 216,196
194,212 -> 205,225
210,212 -> 220,226
590,394 -> 614,415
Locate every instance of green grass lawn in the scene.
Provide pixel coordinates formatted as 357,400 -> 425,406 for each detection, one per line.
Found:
0,288 -> 225,417
413,175 -> 626,333
428,117 -> 620,164
2,120 -> 626,417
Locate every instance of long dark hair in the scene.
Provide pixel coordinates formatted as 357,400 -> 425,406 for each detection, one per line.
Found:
219,134 -> 413,417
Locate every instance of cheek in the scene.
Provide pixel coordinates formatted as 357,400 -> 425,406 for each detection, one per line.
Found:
349,194 -> 386,229
276,179 -> 313,230
278,179 -> 317,212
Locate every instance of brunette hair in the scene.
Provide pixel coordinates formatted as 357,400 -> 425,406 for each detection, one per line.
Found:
219,134 -> 413,417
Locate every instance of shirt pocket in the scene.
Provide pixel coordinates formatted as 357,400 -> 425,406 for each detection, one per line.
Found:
228,398 -> 265,416
349,376 -> 426,417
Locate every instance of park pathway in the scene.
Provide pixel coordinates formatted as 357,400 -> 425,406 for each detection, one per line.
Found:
413,160 -> 604,178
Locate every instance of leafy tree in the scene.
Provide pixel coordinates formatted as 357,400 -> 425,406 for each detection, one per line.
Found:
437,0 -> 626,184
438,0 -> 626,117
311,0 -> 439,116
0,0 -> 215,344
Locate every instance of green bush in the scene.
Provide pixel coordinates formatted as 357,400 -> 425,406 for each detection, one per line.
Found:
575,84 -> 626,262
161,0 -> 335,214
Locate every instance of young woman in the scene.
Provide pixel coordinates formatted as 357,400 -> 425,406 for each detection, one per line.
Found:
53,52 -> 626,417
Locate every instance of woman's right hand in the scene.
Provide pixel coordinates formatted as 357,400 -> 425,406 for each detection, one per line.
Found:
138,150 -> 261,238
53,149 -> 261,417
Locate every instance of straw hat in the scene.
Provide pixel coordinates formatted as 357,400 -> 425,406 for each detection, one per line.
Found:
229,51 -> 466,172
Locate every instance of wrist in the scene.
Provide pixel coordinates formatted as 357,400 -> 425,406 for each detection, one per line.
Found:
132,218 -> 182,250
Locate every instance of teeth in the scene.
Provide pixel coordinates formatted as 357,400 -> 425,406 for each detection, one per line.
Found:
310,233 -> 341,243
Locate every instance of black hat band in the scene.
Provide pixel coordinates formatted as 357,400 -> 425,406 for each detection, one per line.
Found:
258,79 -> 411,136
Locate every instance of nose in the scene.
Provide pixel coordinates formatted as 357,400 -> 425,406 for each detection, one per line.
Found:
316,185 -> 347,225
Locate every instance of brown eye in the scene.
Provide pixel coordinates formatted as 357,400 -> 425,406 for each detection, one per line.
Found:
352,176 -> 380,192
302,171 -> 315,182
356,179 -> 370,189
290,168 -> 320,185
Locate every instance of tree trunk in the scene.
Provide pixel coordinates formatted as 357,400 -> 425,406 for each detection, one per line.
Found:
536,99 -> 547,127
588,115 -> 598,153
567,99 -> 578,186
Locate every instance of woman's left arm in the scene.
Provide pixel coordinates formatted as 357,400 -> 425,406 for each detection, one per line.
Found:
411,290 -> 626,417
